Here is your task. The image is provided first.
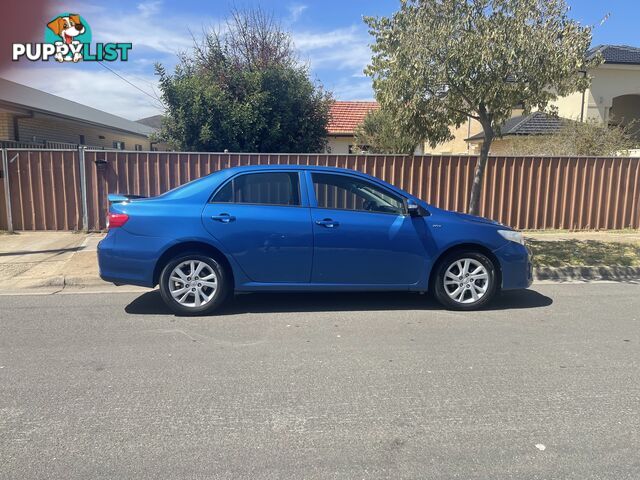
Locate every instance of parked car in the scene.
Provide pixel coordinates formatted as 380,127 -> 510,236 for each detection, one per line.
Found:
98,165 -> 532,314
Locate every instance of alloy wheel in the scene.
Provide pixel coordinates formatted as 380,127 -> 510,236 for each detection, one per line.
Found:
168,260 -> 218,308
443,258 -> 490,304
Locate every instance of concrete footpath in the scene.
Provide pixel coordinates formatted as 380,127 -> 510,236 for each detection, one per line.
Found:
0,232 -> 147,295
0,231 -> 639,294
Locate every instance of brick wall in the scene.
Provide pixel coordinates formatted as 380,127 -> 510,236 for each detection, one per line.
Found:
0,112 -> 15,139
0,112 -> 152,149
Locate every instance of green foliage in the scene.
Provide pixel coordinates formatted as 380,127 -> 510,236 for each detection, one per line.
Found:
527,239 -> 640,267
354,109 -> 422,154
502,120 -> 640,156
365,0 -> 600,212
155,9 -> 332,152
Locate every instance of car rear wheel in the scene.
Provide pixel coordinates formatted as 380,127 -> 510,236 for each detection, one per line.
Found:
159,253 -> 229,315
433,251 -> 497,310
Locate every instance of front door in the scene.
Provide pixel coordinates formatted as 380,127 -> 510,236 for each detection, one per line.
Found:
308,172 -> 427,285
202,171 -> 313,283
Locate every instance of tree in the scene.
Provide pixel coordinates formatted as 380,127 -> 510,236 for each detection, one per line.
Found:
354,108 -> 422,154
155,8 -> 332,152
365,0 -> 600,215
501,120 -> 640,156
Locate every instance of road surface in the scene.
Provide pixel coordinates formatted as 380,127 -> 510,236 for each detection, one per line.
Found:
1,284 -> 639,479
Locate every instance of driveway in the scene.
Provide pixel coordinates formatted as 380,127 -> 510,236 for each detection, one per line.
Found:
0,284 -> 639,479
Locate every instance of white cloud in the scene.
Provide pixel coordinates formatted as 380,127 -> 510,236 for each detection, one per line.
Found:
7,1 -> 377,117
137,0 -> 163,18
288,4 -> 308,23
3,66 -> 163,120
293,25 -> 372,72
329,78 -> 375,101
49,0 -> 216,55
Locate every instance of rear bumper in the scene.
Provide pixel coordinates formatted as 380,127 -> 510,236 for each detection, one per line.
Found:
97,229 -> 161,288
494,241 -> 533,290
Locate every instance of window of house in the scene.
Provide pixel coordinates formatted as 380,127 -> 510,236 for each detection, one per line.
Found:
134,144 -> 143,151
113,141 -> 125,150
211,172 -> 300,206
348,144 -> 371,154
312,172 -> 404,215
79,135 -> 85,145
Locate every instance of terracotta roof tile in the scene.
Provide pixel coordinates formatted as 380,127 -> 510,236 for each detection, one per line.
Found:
327,101 -> 379,135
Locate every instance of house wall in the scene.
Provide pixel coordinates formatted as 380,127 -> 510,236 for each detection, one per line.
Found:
424,109 -> 524,155
466,137 -> 526,156
426,65 -> 640,153
423,118 -> 482,154
0,112 -> 15,139
326,136 -> 353,154
327,135 -> 425,155
0,111 -> 153,149
550,64 -> 640,123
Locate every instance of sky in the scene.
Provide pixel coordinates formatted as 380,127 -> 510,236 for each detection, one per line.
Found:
2,0 -> 639,121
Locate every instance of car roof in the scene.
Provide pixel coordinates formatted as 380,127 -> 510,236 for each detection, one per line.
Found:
223,164 -> 362,174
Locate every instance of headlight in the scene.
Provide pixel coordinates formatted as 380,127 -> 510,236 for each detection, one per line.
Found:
497,229 -> 525,245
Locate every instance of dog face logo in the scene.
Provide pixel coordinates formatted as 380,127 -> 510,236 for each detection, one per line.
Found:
47,15 -> 85,45
45,13 -> 90,62
12,13 -> 131,63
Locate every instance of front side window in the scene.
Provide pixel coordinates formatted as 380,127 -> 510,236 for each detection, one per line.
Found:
211,172 -> 300,206
312,173 -> 405,215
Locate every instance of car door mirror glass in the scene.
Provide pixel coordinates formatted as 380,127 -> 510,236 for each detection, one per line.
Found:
407,200 -> 428,217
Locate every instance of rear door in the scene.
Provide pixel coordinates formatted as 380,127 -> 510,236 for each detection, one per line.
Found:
202,171 -> 313,283
308,171 -> 427,285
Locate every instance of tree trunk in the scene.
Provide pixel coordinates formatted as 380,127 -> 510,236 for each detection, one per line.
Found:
468,124 -> 494,216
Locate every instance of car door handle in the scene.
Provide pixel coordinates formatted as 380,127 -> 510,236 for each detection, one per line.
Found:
211,214 -> 236,223
315,218 -> 339,228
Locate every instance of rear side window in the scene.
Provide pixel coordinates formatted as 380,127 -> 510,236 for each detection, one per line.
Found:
211,172 -> 300,206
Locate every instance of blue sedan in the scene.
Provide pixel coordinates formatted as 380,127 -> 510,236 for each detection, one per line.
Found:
98,165 -> 532,314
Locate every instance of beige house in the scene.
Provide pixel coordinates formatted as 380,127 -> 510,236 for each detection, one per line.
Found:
0,77 -> 158,150
424,44 -> 640,155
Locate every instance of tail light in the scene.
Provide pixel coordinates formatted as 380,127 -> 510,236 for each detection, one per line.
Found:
107,212 -> 129,229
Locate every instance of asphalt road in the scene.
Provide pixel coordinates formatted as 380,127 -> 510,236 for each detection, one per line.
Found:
1,284 -> 639,479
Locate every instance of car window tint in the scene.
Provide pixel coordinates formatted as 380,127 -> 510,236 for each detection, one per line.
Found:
312,173 -> 404,215
211,179 -> 233,202
212,172 -> 300,206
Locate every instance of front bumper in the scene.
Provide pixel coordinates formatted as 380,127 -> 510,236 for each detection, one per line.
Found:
494,241 -> 533,290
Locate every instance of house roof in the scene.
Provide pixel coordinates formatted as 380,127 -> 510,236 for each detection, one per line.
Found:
0,77 -> 155,137
587,45 -> 640,65
327,101 -> 379,135
136,114 -> 164,130
467,111 -> 565,141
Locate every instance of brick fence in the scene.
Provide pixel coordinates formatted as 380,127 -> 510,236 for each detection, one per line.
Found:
1,149 -> 639,231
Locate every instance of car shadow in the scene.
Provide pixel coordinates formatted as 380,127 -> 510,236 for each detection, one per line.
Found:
125,289 -> 552,316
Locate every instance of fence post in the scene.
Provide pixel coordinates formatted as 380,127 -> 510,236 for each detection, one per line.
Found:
2,148 -> 12,232
78,146 -> 89,231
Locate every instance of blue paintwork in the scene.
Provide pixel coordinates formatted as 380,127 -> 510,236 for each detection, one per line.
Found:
98,165 -> 532,293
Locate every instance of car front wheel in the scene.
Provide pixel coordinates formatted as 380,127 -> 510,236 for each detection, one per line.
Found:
159,253 -> 229,315
433,251 -> 497,310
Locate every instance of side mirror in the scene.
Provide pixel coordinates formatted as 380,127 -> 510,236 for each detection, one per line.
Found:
406,200 -> 428,217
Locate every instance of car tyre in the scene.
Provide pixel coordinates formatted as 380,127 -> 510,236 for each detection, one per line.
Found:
433,250 -> 497,311
159,253 -> 229,316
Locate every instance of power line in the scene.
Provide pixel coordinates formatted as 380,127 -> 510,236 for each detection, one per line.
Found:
96,61 -> 164,110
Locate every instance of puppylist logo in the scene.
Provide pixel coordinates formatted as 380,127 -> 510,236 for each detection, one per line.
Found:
12,13 -> 132,63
